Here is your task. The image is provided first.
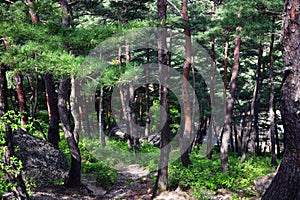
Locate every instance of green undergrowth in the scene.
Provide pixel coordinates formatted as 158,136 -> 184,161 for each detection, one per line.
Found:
59,135 -> 160,189
58,135 -> 117,189
59,134 -> 278,197
80,136 -> 160,171
0,111 -> 36,196
82,162 -> 117,190
168,151 -> 278,199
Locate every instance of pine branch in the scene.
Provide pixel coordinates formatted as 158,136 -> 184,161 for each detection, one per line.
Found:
68,0 -> 81,6
3,0 -> 15,4
166,0 -> 181,16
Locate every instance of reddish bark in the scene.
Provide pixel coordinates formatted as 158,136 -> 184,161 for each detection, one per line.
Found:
28,0 -> 39,23
180,0 -> 192,167
14,73 -> 28,130
221,33 -> 241,172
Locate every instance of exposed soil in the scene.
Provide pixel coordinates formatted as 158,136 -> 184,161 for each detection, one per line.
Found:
3,163 -> 244,199
29,164 -> 153,200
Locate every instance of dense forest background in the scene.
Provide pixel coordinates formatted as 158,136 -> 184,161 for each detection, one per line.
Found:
0,0 -> 298,199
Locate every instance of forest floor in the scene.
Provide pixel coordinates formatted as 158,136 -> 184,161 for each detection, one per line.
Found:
30,163 -> 199,200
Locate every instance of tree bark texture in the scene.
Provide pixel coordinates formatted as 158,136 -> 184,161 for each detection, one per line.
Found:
207,0 -> 215,160
58,77 -> 81,187
262,1 -> 300,199
59,0 -> 71,28
70,76 -> 80,144
269,18 -> 277,166
180,0 -> 192,167
98,87 -> 105,147
27,0 -> 39,23
14,73 -> 28,129
221,33 -> 241,173
223,40 -> 229,119
44,73 -> 60,149
145,45 -> 150,138
153,0 -> 170,196
126,40 -> 140,150
239,103 -> 249,156
249,43 -> 263,157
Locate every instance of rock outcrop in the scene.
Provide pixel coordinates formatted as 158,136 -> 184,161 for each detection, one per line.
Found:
254,172 -> 276,195
12,130 -> 69,186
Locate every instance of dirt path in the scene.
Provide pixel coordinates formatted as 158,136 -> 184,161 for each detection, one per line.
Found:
21,163 -> 202,200
29,164 -> 153,200
103,164 -> 153,199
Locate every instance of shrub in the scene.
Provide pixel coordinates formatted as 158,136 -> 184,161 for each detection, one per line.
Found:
168,151 -> 277,198
82,162 -> 117,190
0,111 -> 35,196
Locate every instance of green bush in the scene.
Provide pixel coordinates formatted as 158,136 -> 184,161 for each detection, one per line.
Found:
59,136 -> 118,190
0,111 -> 35,196
82,162 -> 117,190
0,130 -> 14,195
169,151 -> 277,199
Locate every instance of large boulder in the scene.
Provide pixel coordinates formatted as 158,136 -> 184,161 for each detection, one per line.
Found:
12,130 -> 69,186
254,172 -> 276,195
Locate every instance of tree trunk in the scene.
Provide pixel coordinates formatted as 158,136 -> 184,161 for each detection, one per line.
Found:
138,94 -> 143,121
26,76 -> 34,118
8,89 -> 16,112
229,125 -> 235,152
122,0 -> 128,23
70,76 -> 80,144
1,65 -> 29,200
27,0 -> 39,23
0,66 -> 9,120
44,73 -> 60,149
58,76 -> 81,187
59,0 -> 71,28
180,0 -> 192,167
239,103 -> 249,156
128,81 -> 139,150
32,71 -> 39,119
145,45 -> 150,138
99,87 -> 105,147
153,0 -> 170,196
14,73 -> 28,130
58,4 -> 81,179
27,70 -> 46,140
117,44 -> 125,127
249,43 -> 263,157
223,40 -> 229,119
268,18 -> 277,166
221,32 -> 241,173
126,40 -> 139,150
262,1 -> 300,199
207,0 -> 215,160
107,94 -> 112,128
190,49 -> 198,151
233,124 -> 239,153
275,113 -> 281,158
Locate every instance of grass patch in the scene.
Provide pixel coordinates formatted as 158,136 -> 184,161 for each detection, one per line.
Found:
168,151 -> 278,199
